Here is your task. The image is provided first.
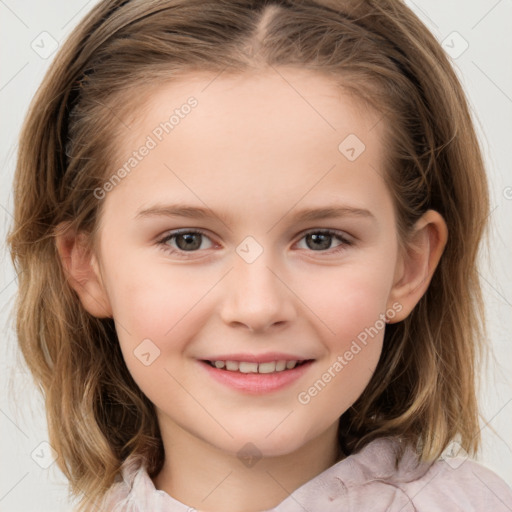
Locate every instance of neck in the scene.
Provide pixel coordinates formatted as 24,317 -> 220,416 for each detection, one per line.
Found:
152,419 -> 342,512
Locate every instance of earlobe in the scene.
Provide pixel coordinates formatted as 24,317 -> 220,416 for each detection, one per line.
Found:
54,222 -> 113,318
387,210 -> 448,323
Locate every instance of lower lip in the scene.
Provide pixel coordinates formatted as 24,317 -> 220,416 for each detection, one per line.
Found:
199,360 -> 314,395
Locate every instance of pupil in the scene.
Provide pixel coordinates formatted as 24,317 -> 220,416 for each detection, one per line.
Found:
307,233 -> 331,250
176,233 -> 201,251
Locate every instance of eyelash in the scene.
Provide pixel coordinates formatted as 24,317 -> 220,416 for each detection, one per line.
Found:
156,228 -> 352,259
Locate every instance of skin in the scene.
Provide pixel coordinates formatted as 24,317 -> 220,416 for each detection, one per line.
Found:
56,67 -> 447,512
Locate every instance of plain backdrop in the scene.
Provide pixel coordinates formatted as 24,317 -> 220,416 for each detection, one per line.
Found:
1,1 -> 511,510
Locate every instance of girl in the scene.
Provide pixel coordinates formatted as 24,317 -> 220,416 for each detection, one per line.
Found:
7,0 -> 512,511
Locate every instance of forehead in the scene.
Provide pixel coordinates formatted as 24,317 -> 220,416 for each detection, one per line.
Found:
131,67 -> 381,147
103,67 -> 390,222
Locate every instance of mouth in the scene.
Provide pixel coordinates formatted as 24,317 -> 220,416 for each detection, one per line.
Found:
198,356 -> 315,394
202,359 -> 313,374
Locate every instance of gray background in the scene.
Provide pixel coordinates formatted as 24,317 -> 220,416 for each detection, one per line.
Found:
1,1 -> 511,510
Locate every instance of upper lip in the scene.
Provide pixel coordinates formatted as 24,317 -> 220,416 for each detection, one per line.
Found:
200,352 -> 314,364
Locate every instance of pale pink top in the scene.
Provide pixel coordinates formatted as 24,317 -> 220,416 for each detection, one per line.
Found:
99,437 -> 512,511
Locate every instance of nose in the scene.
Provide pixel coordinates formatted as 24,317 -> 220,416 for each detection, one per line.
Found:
219,253 -> 296,333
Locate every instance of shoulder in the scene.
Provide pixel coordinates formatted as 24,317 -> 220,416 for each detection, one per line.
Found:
399,450 -> 512,511
338,437 -> 512,511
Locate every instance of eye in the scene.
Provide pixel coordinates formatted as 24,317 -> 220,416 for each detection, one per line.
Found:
157,229 -> 214,256
296,229 -> 351,253
156,228 -> 352,258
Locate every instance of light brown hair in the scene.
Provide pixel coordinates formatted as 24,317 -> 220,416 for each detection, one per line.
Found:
7,0 -> 489,509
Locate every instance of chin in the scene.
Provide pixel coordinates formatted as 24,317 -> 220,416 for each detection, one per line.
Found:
218,428 -> 313,460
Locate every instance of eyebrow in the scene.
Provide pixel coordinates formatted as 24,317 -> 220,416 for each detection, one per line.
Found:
135,203 -> 376,225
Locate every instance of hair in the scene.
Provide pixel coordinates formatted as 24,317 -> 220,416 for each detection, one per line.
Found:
7,0 -> 489,509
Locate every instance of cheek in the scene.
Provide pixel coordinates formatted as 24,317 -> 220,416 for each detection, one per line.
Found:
292,259 -> 393,413
107,272 -> 210,410
103,254 -> 220,381
104,252 -> 216,339
299,260 -> 395,350
295,268 -> 389,423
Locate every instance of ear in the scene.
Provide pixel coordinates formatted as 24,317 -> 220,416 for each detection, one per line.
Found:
386,210 -> 448,323
54,222 -> 113,318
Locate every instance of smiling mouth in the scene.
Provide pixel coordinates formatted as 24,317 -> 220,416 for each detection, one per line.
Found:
202,359 -> 313,374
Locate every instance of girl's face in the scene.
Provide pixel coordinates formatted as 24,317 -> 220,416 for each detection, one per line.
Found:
91,69 -> 405,457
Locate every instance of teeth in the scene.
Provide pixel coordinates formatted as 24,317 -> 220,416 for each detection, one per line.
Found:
209,359 -> 302,373
239,362 -> 258,373
275,360 -> 287,371
258,361 -> 276,373
225,361 -> 239,371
